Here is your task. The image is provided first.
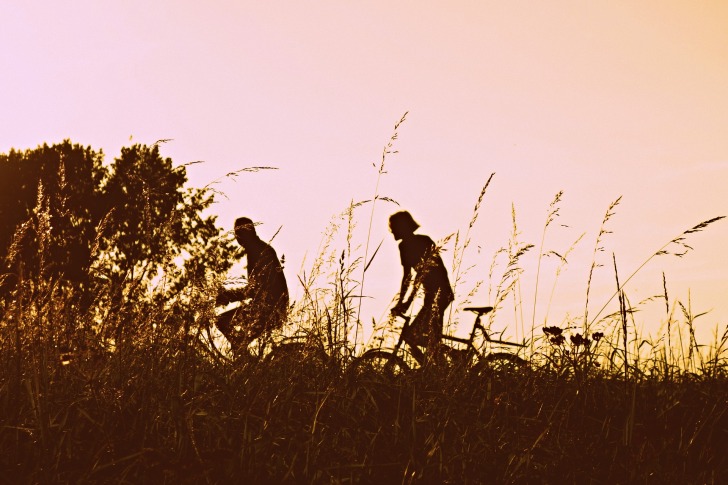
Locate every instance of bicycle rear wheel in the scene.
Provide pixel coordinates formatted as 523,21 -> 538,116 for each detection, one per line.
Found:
348,350 -> 411,380
264,340 -> 331,376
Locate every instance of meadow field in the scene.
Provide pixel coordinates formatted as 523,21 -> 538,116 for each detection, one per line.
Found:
0,283 -> 726,484
1,138 -> 726,484
1,190 -> 726,484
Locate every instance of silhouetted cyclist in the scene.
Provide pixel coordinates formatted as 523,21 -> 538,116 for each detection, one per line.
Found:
216,217 -> 288,356
389,211 -> 454,362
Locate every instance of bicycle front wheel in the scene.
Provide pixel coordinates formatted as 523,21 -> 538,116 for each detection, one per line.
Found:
348,350 -> 411,380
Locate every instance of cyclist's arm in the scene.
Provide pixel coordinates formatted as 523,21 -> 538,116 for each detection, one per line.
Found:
393,266 -> 414,314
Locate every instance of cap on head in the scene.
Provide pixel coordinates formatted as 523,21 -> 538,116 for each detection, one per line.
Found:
234,217 -> 256,235
389,211 -> 420,239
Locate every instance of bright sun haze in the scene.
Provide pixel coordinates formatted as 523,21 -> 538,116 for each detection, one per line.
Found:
1,1 -> 727,344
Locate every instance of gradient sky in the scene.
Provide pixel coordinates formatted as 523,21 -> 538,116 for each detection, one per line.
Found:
2,1 -> 727,346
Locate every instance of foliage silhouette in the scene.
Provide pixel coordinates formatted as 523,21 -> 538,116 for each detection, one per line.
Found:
0,141 -> 237,326
0,141 -> 105,296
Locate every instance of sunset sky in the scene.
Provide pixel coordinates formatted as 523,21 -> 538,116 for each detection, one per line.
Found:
2,1 -> 727,345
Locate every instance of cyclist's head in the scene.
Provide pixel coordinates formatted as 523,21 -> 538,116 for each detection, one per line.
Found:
234,217 -> 257,245
389,211 -> 420,240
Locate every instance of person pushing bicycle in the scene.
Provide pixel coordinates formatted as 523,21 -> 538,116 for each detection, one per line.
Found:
389,211 -> 454,363
215,217 -> 289,356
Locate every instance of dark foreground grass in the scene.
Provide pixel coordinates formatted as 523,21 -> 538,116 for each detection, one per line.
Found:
4,127 -> 726,484
1,333 -> 726,484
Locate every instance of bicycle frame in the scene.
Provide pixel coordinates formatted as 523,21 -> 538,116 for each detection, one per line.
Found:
442,307 -> 526,354
387,311 -> 424,365
360,306 -> 525,372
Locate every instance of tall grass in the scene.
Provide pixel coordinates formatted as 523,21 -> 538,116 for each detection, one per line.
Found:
1,146 -> 726,483
355,111 -> 408,341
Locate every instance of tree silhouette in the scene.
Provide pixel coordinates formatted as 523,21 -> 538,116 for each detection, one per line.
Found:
0,141 -> 237,325
0,141 -> 105,297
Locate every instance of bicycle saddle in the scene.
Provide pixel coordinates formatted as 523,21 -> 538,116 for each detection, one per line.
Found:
463,306 -> 494,315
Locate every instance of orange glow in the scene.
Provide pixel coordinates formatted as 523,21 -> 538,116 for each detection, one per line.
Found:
1,1 -> 726,343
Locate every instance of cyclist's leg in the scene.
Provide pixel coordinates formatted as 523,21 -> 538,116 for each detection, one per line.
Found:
216,306 -> 257,358
419,294 -> 439,352
403,307 -> 429,365
428,296 -> 451,366
404,338 -> 426,365
244,303 -> 283,340
215,308 -> 239,347
237,302 -> 289,357
418,292 -> 451,365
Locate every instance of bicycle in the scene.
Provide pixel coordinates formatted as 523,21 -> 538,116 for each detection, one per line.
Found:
349,306 -> 527,377
196,300 -> 331,375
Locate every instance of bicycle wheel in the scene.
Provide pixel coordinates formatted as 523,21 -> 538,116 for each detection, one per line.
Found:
349,350 -> 411,380
439,346 -> 472,371
264,340 -> 331,377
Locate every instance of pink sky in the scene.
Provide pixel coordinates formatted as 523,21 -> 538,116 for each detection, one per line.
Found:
2,1 -> 727,346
